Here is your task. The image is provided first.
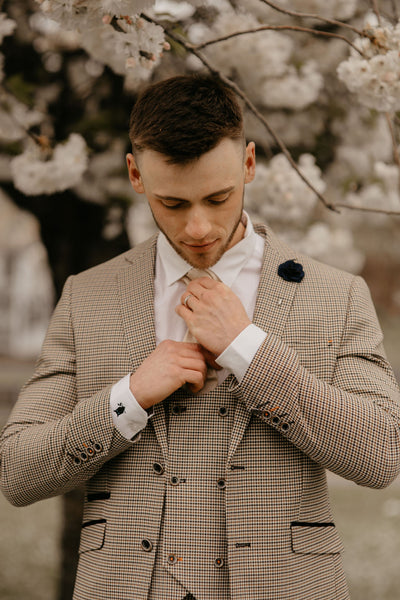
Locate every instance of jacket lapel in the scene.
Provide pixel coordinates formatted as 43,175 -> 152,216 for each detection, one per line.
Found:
117,235 -> 169,459
227,223 -> 302,465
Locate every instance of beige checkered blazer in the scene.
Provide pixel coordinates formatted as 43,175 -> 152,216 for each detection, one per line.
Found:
1,223 -> 400,599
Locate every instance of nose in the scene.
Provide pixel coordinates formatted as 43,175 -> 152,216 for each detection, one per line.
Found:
184,208 -> 212,240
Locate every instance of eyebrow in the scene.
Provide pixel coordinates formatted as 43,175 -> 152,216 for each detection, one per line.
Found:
154,186 -> 235,203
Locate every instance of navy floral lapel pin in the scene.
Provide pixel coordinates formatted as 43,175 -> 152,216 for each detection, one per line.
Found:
278,259 -> 304,283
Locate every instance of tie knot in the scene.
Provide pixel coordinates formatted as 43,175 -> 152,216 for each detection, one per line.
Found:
182,268 -> 219,284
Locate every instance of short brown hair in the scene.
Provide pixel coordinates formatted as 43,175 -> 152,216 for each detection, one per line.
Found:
129,74 -> 244,164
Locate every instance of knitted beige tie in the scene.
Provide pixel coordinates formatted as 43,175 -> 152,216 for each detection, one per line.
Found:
182,268 -> 220,393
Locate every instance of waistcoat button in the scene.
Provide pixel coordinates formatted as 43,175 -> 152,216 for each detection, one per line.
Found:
167,554 -> 177,565
170,476 -> 180,486
171,405 -> 181,415
152,462 -> 165,475
141,539 -> 153,552
214,557 -> 224,568
217,478 -> 226,490
218,406 -> 228,417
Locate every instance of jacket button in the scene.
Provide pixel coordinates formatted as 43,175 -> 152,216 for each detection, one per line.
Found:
171,405 -> 182,415
141,539 -> 153,552
73,456 -> 81,466
79,451 -> 89,462
218,406 -> 228,417
152,462 -> 165,475
170,476 -> 180,486
272,415 -> 281,425
214,557 -> 224,568
281,422 -> 290,432
217,478 -> 226,490
167,554 -> 177,565
93,442 -> 103,453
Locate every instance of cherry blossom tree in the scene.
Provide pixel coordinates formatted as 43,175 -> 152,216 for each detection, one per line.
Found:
1,1 -> 400,596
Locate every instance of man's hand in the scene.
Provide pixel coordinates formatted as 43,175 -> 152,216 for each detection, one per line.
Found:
176,278 -> 251,357
130,340 -> 207,410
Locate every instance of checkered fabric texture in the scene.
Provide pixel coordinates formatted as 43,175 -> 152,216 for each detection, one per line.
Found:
1,224 -> 400,600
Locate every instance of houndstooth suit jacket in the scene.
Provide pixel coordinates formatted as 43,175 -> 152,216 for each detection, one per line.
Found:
1,223 -> 400,600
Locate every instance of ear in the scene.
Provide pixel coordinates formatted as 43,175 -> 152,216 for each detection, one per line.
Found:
126,153 -> 145,193
244,142 -> 256,184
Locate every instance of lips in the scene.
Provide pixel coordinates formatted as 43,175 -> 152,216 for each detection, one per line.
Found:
182,240 -> 217,252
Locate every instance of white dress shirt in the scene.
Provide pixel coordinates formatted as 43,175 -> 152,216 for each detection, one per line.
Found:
110,213 -> 267,440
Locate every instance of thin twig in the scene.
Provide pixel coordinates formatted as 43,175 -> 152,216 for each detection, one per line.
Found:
334,203 -> 400,216
259,0 -> 365,36
385,112 -> 400,190
195,24 -> 363,56
389,0 -> 399,20
0,83 -> 47,148
141,13 -> 338,213
370,0 -> 382,26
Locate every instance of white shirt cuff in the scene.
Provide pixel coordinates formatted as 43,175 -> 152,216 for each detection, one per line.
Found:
216,324 -> 267,383
110,374 -> 151,441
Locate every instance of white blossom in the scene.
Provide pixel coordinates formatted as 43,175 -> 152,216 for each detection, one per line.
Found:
245,106 -> 325,149
0,91 -> 43,142
153,0 -> 196,21
192,8 -> 323,110
0,12 -> 16,44
286,223 -> 365,274
337,16 -> 400,112
345,161 -> 400,214
279,0 -> 358,20
101,0 -> 151,17
261,61 -> 323,110
245,153 -> 325,225
11,133 -> 89,195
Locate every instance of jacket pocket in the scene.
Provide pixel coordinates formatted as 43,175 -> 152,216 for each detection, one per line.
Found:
291,521 -> 344,555
79,519 -> 106,554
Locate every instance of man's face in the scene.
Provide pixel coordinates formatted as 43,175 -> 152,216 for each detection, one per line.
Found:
126,138 -> 256,269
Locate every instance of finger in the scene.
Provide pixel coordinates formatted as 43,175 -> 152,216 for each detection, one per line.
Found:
186,278 -> 220,291
184,368 -> 206,393
200,346 -> 223,370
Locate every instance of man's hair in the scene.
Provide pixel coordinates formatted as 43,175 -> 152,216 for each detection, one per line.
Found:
129,74 -> 244,164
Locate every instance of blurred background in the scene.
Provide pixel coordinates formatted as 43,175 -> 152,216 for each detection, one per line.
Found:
1,0 -> 400,598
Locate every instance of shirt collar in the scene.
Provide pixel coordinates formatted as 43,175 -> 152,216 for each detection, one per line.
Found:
157,211 -> 258,288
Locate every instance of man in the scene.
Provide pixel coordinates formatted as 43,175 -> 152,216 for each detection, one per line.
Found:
1,74 -> 400,600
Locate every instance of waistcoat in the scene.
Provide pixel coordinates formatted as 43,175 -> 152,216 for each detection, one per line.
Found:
148,376 -> 238,600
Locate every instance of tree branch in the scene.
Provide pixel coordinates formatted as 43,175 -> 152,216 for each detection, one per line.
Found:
370,0 -> 382,26
195,24 -> 363,56
334,203 -> 400,216
141,13 -> 337,213
258,0 -> 365,36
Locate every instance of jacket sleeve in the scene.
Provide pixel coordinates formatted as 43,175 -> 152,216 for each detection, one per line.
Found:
239,275 -> 400,489
0,276 -> 136,507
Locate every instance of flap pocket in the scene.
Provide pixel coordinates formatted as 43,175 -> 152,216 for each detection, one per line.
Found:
291,522 -> 344,555
79,519 -> 106,554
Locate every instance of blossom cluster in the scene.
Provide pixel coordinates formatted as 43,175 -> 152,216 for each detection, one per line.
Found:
190,5 -> 323,110
337,15 -> 400,112
245,153 -> 325,225
10,134 -> 89,195
35,0 -> 167,81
